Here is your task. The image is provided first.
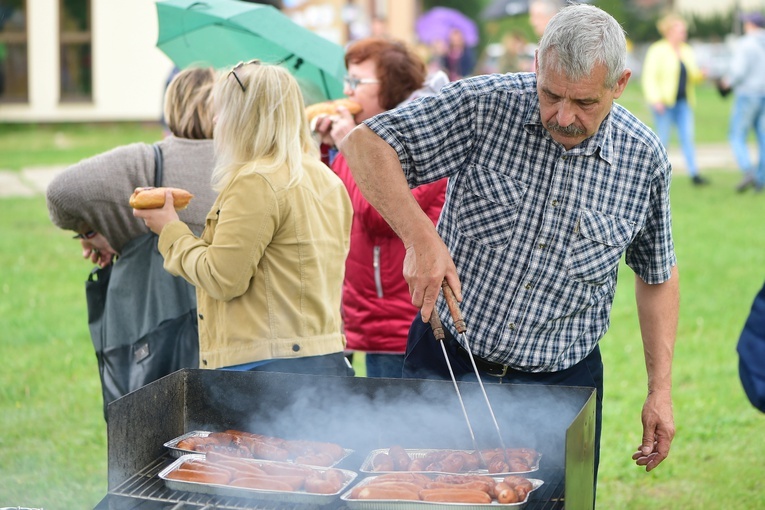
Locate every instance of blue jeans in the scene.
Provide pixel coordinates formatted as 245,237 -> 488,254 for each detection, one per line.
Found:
653,99 -> 699,176
365,352 -> 405,378
729,94 -> 765,185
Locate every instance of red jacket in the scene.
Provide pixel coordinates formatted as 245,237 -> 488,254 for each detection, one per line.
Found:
331,153 -> 447,353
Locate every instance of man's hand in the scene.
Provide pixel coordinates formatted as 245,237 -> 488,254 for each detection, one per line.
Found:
133,190 -> 179,235
402,227 -> 460,322
631,388 -> 675,472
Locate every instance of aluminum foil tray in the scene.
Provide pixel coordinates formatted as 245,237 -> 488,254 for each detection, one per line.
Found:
359,449 -> 540,476
341,474 -> 544,510
159,454 -> 358,504
164,430 -> 353,467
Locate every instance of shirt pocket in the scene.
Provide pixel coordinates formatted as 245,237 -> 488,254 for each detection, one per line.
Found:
565,209 -> 636,286
456,166 -> 527,249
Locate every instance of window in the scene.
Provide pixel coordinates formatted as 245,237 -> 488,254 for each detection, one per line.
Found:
60,0 -> 91,102
0,0 -> 29,103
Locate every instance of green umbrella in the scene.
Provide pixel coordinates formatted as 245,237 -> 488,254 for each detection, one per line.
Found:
156,0 -> 346,103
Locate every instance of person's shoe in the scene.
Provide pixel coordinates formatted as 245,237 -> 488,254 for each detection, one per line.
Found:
736,174 -> 756,193
691,175 -> 710,186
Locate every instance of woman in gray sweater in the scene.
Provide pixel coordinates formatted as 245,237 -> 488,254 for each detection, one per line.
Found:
47,67 -> 218,265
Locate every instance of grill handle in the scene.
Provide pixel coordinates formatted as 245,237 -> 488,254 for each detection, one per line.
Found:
441,280 -> 467,333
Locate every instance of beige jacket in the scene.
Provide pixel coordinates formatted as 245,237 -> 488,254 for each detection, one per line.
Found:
159,157 -> 352,369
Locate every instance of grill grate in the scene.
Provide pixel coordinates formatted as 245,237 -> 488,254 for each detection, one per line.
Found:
108,455 -> 321,510
106,456 -> 565,510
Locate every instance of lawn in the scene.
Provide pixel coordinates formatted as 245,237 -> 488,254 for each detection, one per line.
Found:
1,81 -> 764,509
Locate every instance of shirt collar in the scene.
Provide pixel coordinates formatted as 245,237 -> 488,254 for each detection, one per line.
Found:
523,95 -> 615,166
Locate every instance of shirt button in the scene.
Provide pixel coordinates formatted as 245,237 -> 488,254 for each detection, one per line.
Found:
508,323 -> 516,330
551,199 -> 559,207
524,283 -> 532,290
198,313 -> 204,320
538,243 -> 547,249
561,155 -> 567,160
292,344 -> 301,352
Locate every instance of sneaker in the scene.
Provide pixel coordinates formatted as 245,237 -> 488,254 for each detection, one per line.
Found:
736,174 -> 756,193
691,175 -> 710,186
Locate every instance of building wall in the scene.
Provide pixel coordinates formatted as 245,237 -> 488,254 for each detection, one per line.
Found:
2,0 -> 174,123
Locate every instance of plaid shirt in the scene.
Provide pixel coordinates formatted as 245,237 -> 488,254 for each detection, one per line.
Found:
364,72 -> 676,372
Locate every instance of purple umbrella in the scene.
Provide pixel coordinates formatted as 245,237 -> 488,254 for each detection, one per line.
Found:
416,6 -> 479,47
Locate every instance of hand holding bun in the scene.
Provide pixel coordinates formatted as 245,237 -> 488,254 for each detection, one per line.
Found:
305,99 -> 362,123
129,187 -> 194,210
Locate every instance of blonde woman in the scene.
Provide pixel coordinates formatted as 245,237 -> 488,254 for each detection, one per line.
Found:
135,62 -> 354,376
642,13 -> 708,185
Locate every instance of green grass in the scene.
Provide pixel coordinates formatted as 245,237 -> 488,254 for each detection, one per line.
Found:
0,122 -> 164,171
2,81 -> 764,508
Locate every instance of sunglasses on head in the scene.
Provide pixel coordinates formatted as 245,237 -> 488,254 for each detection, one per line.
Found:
229,59 -> 261,92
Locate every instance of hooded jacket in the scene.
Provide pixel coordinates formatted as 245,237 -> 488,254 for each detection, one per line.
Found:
332,153 -> 446,353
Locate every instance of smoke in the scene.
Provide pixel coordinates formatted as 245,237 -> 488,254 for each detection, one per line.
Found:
189,370 -> 592,469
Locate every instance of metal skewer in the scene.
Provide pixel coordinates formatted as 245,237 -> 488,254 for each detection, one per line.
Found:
428,311 -> 481,455
440,281 -> 510,462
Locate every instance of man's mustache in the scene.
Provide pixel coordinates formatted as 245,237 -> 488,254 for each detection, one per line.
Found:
547,122 -> 586,137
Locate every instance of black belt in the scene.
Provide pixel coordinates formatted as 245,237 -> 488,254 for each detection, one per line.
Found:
453,340 -> 510,377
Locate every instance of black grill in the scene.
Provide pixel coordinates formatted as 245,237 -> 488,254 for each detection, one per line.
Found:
96,369 -> 590,509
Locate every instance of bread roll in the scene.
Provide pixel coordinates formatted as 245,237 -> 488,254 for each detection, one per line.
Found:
129,187 -> 194,210
305,99 -> 363,123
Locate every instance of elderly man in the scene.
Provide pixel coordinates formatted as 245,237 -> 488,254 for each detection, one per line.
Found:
340,4 -> 677,492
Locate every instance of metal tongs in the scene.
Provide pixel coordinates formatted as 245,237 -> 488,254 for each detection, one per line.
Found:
428,280 -> 509,465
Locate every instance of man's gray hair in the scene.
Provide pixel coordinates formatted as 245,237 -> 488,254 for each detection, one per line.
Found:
537,4 -> 627,89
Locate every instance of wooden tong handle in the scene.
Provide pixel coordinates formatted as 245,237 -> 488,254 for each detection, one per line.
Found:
441,280 -> 467,334
429,311 -> 446,341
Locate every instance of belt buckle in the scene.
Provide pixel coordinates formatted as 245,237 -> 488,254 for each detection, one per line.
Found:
485,363 -> 509,378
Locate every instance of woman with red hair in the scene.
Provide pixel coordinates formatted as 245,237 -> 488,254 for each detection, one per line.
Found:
314,38 -> 448,378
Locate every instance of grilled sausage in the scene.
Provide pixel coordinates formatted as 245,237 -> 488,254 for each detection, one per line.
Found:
294,452 -> 335,466
257,462 -> 314,478
503,476 -> 534,500
407,458 -> 430,471
215,460 -> 267,478
304,476 -> 341,494
229,476 -> 295,491
487,454 -> 510,474
178,460 -> 234,477
370,473 -> 431,486
372,452 -> 395,472
419,488 -> 493,503
240,437 -> 291,461
362,481 -> 427,494
352,486 -> 421,500
388,445 -> 412,471
424,480 -> 494,494
166,468 -> 230,485
176,437 -> 207,451
438,452 -> 466,473
495,483 -> 520,504
433,474 -> 496,486
322,468 -> 346,486
461,451 -> 482,471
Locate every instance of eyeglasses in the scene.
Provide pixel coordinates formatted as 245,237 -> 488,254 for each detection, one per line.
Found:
343,75 -> 380,91
229,59 -> 261,92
